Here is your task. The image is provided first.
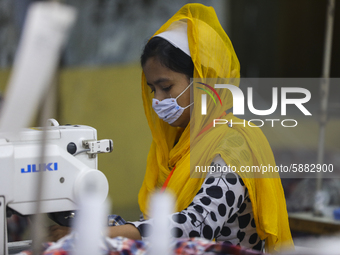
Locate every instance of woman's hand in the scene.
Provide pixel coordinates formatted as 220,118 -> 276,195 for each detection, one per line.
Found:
47,225 -> 71,242
108,224 -> 141,240
46,223 -> 141,242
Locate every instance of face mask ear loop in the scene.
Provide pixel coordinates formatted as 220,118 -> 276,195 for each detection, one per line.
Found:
183,101 -> 194,110
175,81 -> 193,100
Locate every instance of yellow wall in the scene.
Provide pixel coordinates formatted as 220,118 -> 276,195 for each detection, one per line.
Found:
0,69 -> 10,92
57,63 -> 151,220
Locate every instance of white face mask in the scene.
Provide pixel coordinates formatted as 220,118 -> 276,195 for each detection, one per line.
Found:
152,82 -> 193,124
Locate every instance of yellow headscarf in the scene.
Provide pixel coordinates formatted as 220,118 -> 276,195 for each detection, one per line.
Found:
138,3 -> 294,253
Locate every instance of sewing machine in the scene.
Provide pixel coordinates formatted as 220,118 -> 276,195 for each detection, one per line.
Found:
0,119 -> 112,254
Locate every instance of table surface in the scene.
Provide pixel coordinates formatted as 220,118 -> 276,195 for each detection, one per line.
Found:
289,212 -> 340,234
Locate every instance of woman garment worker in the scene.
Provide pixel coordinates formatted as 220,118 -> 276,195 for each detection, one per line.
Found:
107,3 -> 294,253
50,3 -> 294,253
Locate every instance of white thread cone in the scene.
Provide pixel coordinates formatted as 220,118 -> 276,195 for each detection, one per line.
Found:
148,191 -> 175,255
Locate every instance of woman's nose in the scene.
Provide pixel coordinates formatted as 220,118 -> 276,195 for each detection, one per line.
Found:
153,90 -> 167,101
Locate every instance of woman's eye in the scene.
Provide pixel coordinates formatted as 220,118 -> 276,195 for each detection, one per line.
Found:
163,85 -> 172,92
150,88 -> 155,93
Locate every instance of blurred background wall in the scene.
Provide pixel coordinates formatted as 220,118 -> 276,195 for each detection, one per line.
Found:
0,0 -> 339,222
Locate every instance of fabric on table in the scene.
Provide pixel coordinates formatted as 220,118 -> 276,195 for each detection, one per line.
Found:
15,235 -> 264,255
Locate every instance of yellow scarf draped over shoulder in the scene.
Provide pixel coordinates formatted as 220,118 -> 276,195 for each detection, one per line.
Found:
138,3 -> 293,253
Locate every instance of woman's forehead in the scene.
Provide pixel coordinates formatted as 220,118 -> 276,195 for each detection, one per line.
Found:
143,58 -> 176,84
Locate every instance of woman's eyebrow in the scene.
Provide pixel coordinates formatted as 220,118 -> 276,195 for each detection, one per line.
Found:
148,78 -> 171,86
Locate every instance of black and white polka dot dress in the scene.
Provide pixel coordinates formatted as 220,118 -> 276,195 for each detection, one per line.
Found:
129,155 -> 264,251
